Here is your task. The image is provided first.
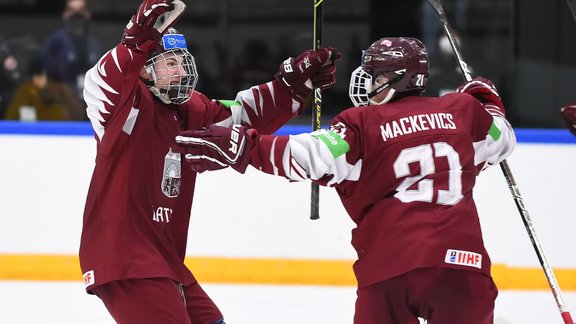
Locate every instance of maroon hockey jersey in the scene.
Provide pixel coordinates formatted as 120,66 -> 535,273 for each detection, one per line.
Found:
251,93 -> 516,288
79,41 -> 301,292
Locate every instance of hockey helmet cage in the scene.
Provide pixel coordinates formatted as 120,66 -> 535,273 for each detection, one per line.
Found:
144,28 -> 198,104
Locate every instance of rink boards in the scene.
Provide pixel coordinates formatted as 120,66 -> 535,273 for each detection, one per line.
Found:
0,122 -> 575,290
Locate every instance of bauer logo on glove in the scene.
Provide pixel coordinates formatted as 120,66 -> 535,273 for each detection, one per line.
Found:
175,125 -> 257,174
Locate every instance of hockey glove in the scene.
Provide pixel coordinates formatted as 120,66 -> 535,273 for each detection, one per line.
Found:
275,48 -> 341,102
560,104 -> 576,136
175,125 -> 257,173
457,76 -> 505,115
311,51 -> 342,90
122,0 -> 186,47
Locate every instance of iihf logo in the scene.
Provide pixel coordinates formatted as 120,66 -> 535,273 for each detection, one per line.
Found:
445,249 -> 482,269
449,250 -> 457,263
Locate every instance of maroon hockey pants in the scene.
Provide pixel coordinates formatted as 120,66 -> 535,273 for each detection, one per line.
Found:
93,278 -> 223,324
354,267 -> 498,324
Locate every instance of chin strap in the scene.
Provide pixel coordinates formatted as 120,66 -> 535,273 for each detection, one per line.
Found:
367,72 -> 404,104
370,88 -> 397,105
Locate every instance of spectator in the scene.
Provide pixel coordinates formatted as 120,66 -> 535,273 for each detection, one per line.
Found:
44,0 -> 102,102
420,0 -> 471,58
425,29 -> 470,97
5,56 -> 84,121
0,36 -> 22,118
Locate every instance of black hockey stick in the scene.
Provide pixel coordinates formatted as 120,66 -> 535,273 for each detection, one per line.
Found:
310,0 -> 323,220
426,1 -> 574,323
567,0 -> 576,22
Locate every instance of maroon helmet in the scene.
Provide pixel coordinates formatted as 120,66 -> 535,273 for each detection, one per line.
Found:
349,37 -> 429,106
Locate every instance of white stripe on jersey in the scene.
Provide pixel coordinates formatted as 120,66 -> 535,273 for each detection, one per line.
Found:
270,137 -> 279,176
85,60 -> 117,141
473,116 -> 516,170
281,133 -> 362,185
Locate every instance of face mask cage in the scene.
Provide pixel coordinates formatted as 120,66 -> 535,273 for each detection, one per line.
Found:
145,49 -> 198,105
348,66 -> 373,107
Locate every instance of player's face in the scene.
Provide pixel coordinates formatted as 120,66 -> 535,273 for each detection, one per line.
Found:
153,52 -> 188,89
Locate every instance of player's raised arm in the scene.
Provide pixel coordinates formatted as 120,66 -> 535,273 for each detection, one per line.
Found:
174,121 -> 360,188
83,0 -> 185,140
212,48 -> 340,135
456,76 -> 516,170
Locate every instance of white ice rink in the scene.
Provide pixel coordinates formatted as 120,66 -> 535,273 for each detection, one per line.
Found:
1,280 -> 575,324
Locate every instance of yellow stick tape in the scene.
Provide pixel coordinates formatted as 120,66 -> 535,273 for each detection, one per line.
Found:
1,254 -> 575,290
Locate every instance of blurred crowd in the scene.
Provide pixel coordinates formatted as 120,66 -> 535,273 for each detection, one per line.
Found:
0,0 -> 101,121
0,0 -> 570,131
0,0 -> 473,123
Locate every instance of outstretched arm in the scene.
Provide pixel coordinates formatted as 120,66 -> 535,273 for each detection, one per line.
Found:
175,122 -> 362,187
249,128 -> 361,186
210,48 -> 341,135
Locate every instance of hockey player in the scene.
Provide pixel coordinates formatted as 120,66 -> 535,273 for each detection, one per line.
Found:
175,37 -> 517,324
78,0 -> 339,323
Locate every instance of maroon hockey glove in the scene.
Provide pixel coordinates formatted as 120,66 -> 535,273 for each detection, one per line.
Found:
311,50 -> 342,90
457,76 -> 505,115
175,125 -> 257,173
122,0 -> 185,47
275,48 -> 341,102
560,104 -> 576,136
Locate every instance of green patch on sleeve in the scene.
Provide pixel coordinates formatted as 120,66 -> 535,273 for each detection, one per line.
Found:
488,121 -> 501,141
217,100 -> 241,108
312,130 -> 350,158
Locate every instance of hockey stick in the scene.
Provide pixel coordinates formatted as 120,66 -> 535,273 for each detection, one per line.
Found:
426,1 -> 574,323
567,0 -> 576,23
310,0 -> 323,220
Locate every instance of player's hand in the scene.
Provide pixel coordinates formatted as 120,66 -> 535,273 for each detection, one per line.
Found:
311,50 -> 342,91
122,0 -> 186,47
275,48 -> 341,102
457,76 -> 505,115
560,104 -> 576,136
175,125 -> 257,173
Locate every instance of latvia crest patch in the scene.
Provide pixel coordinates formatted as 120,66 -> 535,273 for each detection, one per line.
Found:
161,148 -> 181,198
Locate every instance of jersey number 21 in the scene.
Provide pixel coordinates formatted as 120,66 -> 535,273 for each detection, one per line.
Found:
393,142 -> 463,206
